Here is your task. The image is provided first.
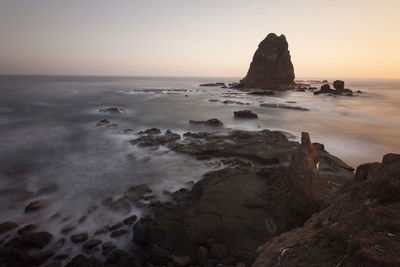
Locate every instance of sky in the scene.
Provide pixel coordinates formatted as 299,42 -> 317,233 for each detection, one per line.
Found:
0,0 -> 399,78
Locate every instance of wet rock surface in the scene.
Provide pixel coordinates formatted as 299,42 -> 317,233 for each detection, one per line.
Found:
130,130 -> 351,264
234,110 -> 258,119
98,107 -> 126,114
314,80 -> 354,96
189,119 -> 224,127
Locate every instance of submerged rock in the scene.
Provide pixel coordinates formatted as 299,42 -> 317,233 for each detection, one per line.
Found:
99,107 -> 125,114
239,33 -> 295,89
25,199 -> 49,212
199,83 -> 225,87
123,184 -> 152,203
189,119 -> 224,127
260,103 -> 309,111
233,110 -> 258,119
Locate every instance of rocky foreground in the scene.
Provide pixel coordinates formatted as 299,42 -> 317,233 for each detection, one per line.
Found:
0,126 -> 399,267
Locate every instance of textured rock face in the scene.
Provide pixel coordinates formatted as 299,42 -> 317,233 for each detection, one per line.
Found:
239,33 -> 295,89
253,153 -> 400,267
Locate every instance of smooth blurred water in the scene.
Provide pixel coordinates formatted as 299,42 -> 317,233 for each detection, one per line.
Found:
0,75 -> 399,257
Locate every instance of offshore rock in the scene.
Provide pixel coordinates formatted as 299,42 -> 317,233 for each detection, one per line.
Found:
239,33 -> 295,89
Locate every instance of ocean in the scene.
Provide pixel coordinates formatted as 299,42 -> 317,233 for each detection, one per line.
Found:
0,75 -> 399,257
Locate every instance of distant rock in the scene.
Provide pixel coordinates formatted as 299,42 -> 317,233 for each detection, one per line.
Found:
99,107 -> 125,114
96,119 -> 110,126
239,33 -> 295,89
234,110 -> 258,119
199,83 -> 225,87
260,103 -> 309,111
189,119 -> 224,127
248,90 -> 275,96
314,81 -> 353,95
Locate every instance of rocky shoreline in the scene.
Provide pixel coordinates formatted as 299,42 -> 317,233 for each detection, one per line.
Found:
3,119 -> 396,267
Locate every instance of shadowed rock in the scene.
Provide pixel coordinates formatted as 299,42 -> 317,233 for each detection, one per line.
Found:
239,33 -> 295,89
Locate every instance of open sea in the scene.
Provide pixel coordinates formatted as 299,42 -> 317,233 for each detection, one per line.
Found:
0,75 -> 399,258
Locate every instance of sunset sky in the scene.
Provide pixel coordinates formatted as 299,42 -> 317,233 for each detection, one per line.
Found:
0,0 -> 399,78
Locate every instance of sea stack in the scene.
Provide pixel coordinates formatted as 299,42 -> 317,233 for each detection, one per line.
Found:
239,33 -> 295,89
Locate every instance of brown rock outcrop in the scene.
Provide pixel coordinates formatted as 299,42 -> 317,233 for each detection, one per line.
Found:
239,33 -> 295,89
253,153 -> 400,267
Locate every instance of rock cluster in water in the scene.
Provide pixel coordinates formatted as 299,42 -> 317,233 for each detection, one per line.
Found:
239,33 -> 295,89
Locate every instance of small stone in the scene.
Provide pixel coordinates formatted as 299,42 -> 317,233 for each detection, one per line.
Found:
124,184 -> 152,203
109,222 -> 123,231
123,215 -> 138,225
83,239 -> 102,250
233,110 -> 258,119
102,241 -> 116,255
110,229 -> 128,238
70,233 -> 89,243
17,224 -> 38,236
236,263 -> 246,267
25,199 -> 49,212
96,119 -> 110,126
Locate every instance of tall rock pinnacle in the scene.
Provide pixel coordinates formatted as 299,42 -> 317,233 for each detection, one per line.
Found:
239,33 -> 295,89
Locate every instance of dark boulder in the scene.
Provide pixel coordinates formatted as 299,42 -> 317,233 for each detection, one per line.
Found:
239,33 -> 295,89
25,199 -> 49,212
233,110 -> 258,119
70,233 -> 89,243
333,80 -> 345,90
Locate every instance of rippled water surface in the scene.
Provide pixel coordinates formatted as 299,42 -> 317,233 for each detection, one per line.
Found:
0,75 -> 399,257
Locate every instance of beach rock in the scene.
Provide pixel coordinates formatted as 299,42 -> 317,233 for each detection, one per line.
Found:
229,82 -> 240,88
17,224 -> 38,236
130,131 -> 180,147
96,119 -> 110,126
102,241 -> 116,255
83,239 -> 102,250
197,246 -> 209,266
123,215 -> 138,225
6,232 -> 53,249
123,184 -> 152,203
0,221 -> 18,234
314,84 -> 335,95
70,233 -> 89,243
25,199 -> 49,212
110,229 -> 128,238
239,33 -> 295,89
260,103 -> 309,111
133,131 -> 337,264
200,83 -> 225,87
253,153 -> 400,267
333,80 -> 345,90
248,90 -> 274,95
99,107 -> 125,114
233,110 -> 258,119
138,128 -> 161,135
65,255 -> 104,267
189,119 -> 224,127
109,222 -> 123,231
